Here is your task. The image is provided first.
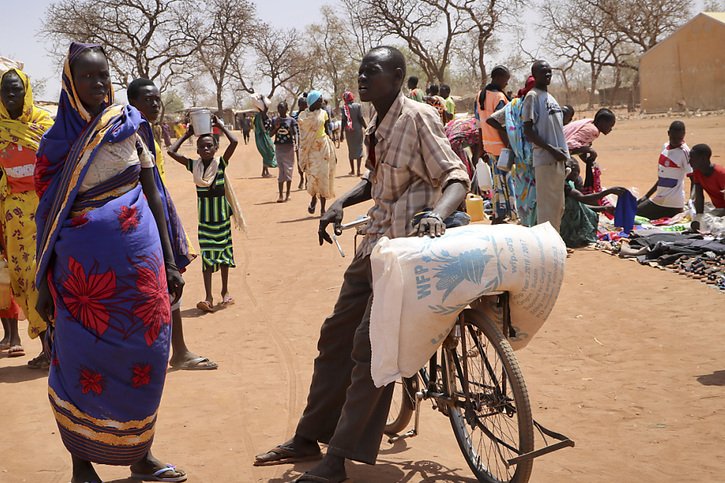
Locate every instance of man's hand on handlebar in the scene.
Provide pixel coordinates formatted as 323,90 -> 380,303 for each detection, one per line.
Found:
318,203 -> 344,245
416,213 -> 446,238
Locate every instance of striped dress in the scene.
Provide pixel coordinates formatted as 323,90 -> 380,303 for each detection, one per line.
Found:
186,157 -> 235,272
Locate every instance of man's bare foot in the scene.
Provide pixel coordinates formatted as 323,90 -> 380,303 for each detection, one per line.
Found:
277,195 -> 285,203
347,170 -> 354,176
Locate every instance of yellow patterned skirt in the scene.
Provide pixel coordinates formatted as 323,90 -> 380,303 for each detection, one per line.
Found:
0,190 -> 45,338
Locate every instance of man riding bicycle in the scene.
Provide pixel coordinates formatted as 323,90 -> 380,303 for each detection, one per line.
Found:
253,46 -> 469,483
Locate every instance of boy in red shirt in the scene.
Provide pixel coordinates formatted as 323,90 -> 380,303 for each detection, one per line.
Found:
689,143 -> 725,215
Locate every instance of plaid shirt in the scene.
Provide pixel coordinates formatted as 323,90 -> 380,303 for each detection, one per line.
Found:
358,92 -> 470,256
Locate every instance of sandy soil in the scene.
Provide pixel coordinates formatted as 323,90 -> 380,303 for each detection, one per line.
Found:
1,113 -> 724,483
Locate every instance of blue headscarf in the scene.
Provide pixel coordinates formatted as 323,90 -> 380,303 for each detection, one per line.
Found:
306,90 -> 322,107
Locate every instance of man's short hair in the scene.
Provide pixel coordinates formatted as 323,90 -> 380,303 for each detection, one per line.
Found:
491,65 -> 510,78
531,60 -> 549,75
408,76 -> 418,87
594,108 -> 615,123
127,78 -> 156,102
669,120 -> 686,131
367,46 -> 407,78
691,143 -> 712,159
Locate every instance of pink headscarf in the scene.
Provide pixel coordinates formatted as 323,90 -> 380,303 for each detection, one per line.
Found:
343,91 -> 354,131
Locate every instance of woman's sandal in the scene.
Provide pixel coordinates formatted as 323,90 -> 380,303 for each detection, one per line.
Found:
221,294 -> 235,306
7,345 -> 25,357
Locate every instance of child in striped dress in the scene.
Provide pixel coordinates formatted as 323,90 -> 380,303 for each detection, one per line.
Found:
168,116 -> 238,312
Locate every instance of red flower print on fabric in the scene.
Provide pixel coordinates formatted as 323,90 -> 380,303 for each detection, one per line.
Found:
34,155 -> 52,198
133,261 -> 170,346
118,205 -> 140,233
62,258 -> 116,336
131,364 -> 152,388
71,213 -> 89,227
80,368 -> 103,395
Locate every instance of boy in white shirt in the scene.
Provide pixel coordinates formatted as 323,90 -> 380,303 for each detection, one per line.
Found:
637,121 -> 691,220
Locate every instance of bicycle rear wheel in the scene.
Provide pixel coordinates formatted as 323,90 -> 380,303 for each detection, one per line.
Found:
384,376 -> 418,435
443,314 -> 534,483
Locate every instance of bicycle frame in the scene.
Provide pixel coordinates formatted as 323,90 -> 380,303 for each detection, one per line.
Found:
389,292 -> 574,467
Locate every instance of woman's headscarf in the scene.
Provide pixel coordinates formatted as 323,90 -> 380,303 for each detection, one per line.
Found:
35,42 -> 145,284
306,90 -> 322,108
0,68 -> 53,152
517,76 -> 536,98
342,91 -> 354,131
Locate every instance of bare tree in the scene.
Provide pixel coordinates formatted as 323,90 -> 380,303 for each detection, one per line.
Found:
347,0 -> 512,83
252,26 -> 310,99
584,0 -> 693,109
305,6 -> 360,106
194,0 -> 256,112
338,0 -> 384,58
541,0 -> 627,107
43,0 -> 199,92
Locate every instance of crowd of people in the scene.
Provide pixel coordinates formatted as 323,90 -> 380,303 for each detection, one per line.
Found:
0,31 -> 723,483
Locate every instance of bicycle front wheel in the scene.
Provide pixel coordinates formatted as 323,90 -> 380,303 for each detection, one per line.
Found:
443,314 -> 534,483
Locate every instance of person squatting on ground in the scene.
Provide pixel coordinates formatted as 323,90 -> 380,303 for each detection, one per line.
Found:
298,90 -> 336,216
522,60 -> 570,233
35,42 -> 187,483
167,116 -> 238,313
637,121 -> 691,220
0,67 -> 53,367
127,77 -> 217,370
560,159 -> 629,248
253,45 -> 469,483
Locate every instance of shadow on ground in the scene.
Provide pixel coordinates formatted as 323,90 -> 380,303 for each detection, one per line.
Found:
697,370 -> 725,386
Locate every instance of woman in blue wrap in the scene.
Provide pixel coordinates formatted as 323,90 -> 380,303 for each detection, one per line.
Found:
35,43 -> 187,483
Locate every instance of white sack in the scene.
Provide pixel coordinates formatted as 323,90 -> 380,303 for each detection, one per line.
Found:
370,222 -> 566,387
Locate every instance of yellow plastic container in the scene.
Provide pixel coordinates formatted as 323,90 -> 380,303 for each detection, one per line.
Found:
465,193 -> 485,222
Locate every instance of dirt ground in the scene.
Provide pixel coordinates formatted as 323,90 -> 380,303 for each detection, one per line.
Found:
1,113 -> 724,483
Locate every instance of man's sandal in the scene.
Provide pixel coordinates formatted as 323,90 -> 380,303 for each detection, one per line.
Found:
253,445 -> 322,467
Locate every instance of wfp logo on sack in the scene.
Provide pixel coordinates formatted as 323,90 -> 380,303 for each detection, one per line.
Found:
416,248 -> 494,302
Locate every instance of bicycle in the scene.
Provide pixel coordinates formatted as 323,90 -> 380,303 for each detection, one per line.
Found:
333,216 -> 574,483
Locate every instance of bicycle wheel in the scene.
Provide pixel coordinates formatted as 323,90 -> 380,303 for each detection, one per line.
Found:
384,376 -> 418,435
443,315 -> 534,483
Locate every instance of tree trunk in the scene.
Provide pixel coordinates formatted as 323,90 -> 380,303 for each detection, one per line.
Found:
588,66 -> 597,109
216,87 -> 223,114
629,70 -> 639,113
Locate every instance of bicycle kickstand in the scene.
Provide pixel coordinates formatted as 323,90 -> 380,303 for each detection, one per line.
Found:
388,390 -> 424,444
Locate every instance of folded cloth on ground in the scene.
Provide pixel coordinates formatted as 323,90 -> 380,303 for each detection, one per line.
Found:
369,222 -> 566,388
